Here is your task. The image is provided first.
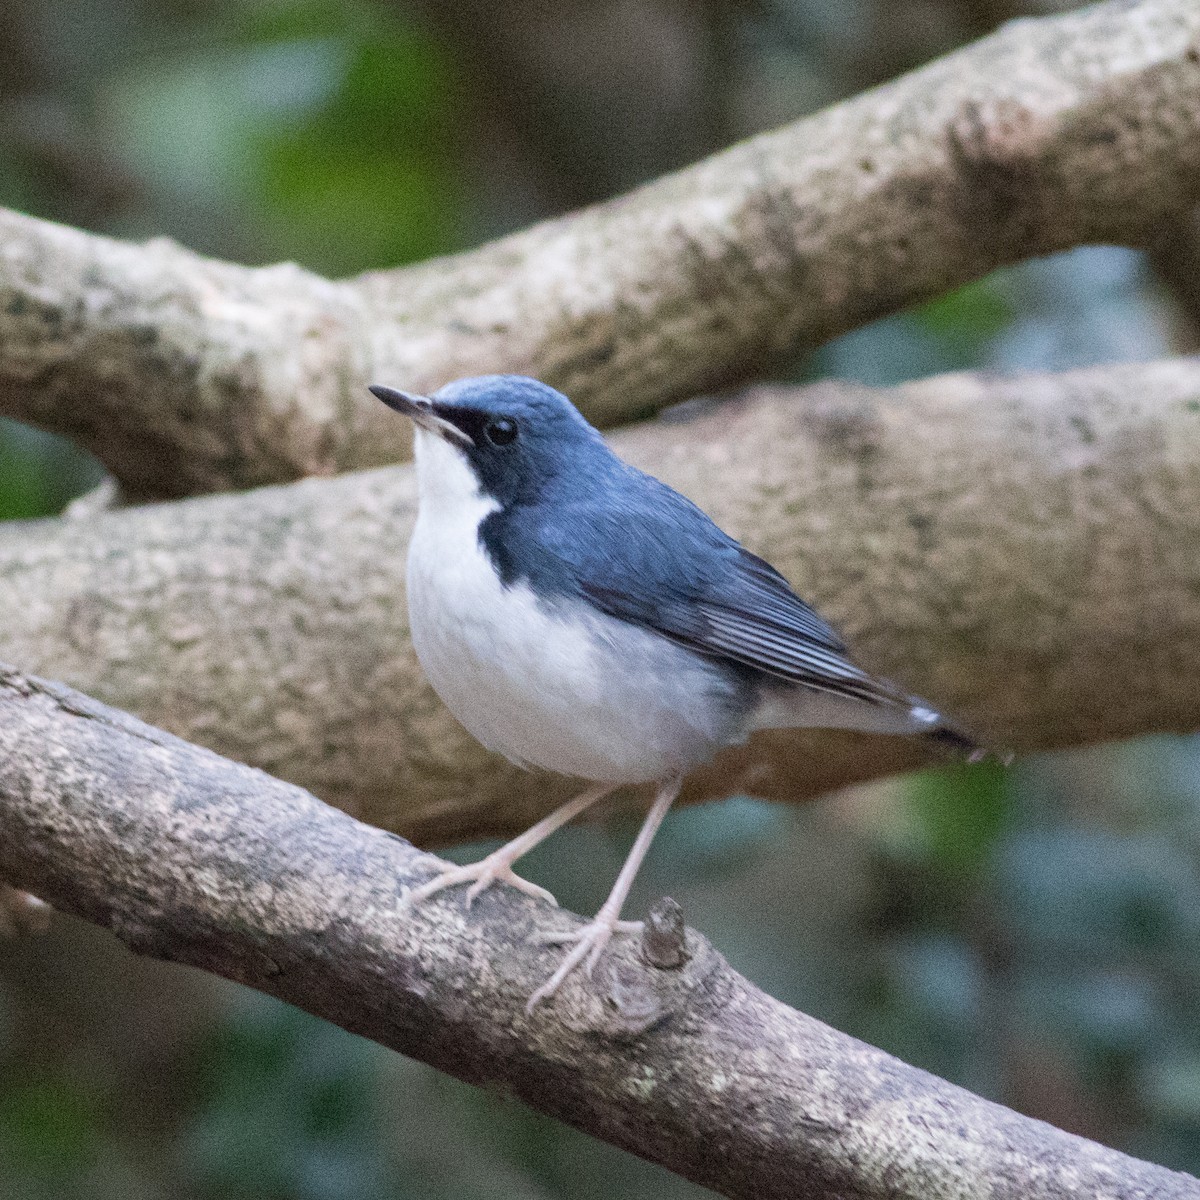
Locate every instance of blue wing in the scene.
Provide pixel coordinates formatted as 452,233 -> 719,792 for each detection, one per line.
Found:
493,465 -> 899,705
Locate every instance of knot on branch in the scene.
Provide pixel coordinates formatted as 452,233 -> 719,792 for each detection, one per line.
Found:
546,920 -> 720,1041
640,896 -> 690,970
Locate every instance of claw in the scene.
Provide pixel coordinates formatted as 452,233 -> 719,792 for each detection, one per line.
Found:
526,917 -> 645,1011
398,853 -> 560,915
465,867 -> 557,908
396,784 -> 617,919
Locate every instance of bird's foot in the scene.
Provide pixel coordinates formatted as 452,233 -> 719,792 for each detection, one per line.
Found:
398,851 -> 559,914
526,915 -> 644,1011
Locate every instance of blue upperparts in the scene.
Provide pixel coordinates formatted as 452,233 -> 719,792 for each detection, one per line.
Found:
415,376 -> 893,704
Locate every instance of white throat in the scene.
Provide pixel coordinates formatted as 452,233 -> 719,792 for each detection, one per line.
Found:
412,427 -> 495,524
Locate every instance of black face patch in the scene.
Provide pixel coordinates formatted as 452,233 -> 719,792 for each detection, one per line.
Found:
430,404 -> 491,447
429,398 -> 602,510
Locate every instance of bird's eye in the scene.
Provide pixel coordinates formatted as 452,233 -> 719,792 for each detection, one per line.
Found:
485,418 -> 519,446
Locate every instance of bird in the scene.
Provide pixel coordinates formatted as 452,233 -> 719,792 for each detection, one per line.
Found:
370,374 -> 984,1011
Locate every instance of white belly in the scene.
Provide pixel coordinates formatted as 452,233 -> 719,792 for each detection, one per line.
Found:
405,432 -> 744,783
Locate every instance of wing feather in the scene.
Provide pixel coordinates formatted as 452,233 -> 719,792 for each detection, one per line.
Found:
579,544 -> 900,705
682,602 -> 895,702
523,470 -> 900,705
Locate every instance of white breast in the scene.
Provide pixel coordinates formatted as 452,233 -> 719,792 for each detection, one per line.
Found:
406,431 -> 744,784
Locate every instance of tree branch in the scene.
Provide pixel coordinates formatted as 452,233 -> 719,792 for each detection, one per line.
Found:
1,359 -> 1199,844
1,665 -> 1194,1200
1,0 -> 1198,497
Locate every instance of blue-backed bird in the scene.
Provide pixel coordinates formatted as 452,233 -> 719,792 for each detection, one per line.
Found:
370,375 -> 983,1010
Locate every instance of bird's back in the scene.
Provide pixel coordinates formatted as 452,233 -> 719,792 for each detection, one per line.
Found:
477,451 -> 981,755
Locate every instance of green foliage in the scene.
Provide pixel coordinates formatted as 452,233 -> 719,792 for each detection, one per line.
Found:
808,276 -> 1017,385
898,760 -> 1013,873
249,6 -> 463,272
183,998 -> 392,1200
101,0 -> 464,274
0,429 -> 52,520
0,421 -> 102,521
0,1074 -> 103,1180
913,278 -> 1016,348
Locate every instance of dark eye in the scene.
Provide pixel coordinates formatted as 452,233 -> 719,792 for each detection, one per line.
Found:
485,418 -> 518,446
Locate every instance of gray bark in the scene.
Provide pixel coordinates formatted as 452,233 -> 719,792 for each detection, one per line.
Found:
1,665 -> 1195,1200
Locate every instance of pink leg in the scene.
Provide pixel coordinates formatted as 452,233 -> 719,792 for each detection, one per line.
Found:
398,783 -> 616,912
526,775 -> 682,1012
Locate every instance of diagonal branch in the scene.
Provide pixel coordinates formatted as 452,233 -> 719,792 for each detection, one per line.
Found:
1,0 -> 1199,497
0,665 -> 1194,1200
1,359 -> 1199,845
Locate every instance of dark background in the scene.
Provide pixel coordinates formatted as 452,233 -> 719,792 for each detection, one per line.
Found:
1,1 -> 1198,1196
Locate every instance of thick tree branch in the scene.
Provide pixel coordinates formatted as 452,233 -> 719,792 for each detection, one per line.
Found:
1,360 -> 1198,844
1,0 -> 1198,497
0,665 -> 1194,1200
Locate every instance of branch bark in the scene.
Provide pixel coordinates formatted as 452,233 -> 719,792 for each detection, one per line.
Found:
1,359 -> 1199,844
1,665 -> 1194,1200
2,0 -> 1198,498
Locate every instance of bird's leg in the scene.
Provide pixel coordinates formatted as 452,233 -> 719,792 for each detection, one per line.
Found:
398,782 -> 616,912
526,775 -> 682,1012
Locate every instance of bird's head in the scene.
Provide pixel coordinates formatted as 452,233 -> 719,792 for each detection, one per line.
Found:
370,375 -> 607,508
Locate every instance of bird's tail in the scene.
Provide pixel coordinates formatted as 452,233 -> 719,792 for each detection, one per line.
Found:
919,717 -> 988,763
754,684 -> 1008,763
909,704 -> 1010,765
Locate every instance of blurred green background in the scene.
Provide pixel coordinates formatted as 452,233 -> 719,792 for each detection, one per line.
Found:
2,1 -> 1198,1196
